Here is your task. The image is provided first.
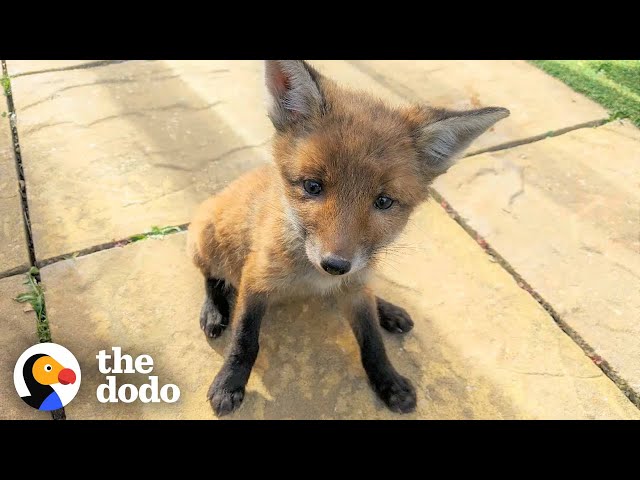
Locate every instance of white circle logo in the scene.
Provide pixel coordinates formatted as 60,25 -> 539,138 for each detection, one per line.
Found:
14,343 -> 81,411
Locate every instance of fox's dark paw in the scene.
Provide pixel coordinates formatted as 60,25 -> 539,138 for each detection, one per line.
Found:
208,372 -> 245,417
373,374 -> 417,414
378,300 -> 414,334
200,301 -> 228,339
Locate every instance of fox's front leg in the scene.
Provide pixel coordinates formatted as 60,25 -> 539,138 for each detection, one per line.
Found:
344,290 -> 417,413
376,296 -> 414,334
200,278 -> 236,338
208,278 -> 266,417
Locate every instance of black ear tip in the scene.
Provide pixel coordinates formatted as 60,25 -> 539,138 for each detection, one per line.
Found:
470,106 -> 510,121
493,107 -> 510,118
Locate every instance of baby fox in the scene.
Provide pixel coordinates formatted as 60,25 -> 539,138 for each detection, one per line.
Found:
188,60 -> 509,416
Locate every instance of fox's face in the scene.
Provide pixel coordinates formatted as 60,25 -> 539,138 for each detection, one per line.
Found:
274,110 -> 426,277
265,61 -> 509,277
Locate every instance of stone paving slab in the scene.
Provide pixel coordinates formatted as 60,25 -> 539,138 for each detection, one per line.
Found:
8,60 -> 271,260
349,60 -> 609,152
0,113 -> 29,275
6,60 -> 101,76
9,59 -> 639,418
41,210 -> 638,419
433,120 -> 640,392
0,275 -> 49,419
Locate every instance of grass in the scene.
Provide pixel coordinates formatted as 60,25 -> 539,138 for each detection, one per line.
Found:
130,225 -> 183,242
530,60 -> 640,127
14,267 -> 51,343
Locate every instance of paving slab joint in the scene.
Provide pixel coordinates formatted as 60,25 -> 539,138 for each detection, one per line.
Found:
10,60 -> 146,78
36,223 -> 190,269
0,265 -> 30,280
2,61 -> 36,266
428,187 -> 640,411
2,60 -> 65,420
464,118 -> 610,157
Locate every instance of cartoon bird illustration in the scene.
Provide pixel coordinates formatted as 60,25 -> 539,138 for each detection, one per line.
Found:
21,353 -> 76,411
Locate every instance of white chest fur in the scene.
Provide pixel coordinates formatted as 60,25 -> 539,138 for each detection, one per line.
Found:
272,264 -> 368,300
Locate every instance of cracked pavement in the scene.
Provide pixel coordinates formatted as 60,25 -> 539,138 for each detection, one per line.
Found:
1,60 -> 638,419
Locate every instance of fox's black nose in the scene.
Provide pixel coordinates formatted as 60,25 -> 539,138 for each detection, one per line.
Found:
320,255 -> 351,276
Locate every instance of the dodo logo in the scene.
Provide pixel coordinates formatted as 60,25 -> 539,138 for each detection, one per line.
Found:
14,343 -> 81,411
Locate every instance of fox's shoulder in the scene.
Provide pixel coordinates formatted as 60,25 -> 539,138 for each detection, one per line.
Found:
188,162 -> 280,279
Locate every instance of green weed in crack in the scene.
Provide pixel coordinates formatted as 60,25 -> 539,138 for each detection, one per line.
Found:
14,267 -> 51,343
1,74 -> 11,96
130,225 -> 183,242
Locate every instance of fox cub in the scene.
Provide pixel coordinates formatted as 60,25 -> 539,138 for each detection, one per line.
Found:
188,60 -> 509,416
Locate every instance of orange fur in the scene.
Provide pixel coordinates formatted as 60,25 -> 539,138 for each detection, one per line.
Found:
190,60 -> 510,416
188,62 -> 507,299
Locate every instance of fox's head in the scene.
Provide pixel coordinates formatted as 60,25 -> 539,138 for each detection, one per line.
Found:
265,60 -> 509,277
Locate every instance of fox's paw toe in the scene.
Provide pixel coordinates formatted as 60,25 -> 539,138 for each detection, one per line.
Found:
208,377 -> 245,417
200,302 -> 228,339
374,374 -> 417,414
379,302 -> 414,334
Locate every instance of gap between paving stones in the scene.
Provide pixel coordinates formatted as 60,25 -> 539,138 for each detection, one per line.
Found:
2,61 -> 35,267
5,59 -> 637,415
9,60 -> 147,78
2,60 -> 64,420
36,223 -> 189,269
429,187 -> 640,410
464,118 -> 609,157
0,265 -> 30,280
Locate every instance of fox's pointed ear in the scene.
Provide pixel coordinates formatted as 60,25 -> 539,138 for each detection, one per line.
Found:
417,107 -> 510,175
265,60 -> 325,131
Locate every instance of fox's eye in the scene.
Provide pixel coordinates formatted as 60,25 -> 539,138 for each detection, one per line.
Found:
374,196 -> 394,210
303,180 -> 323,196
44,364 -> 52,372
